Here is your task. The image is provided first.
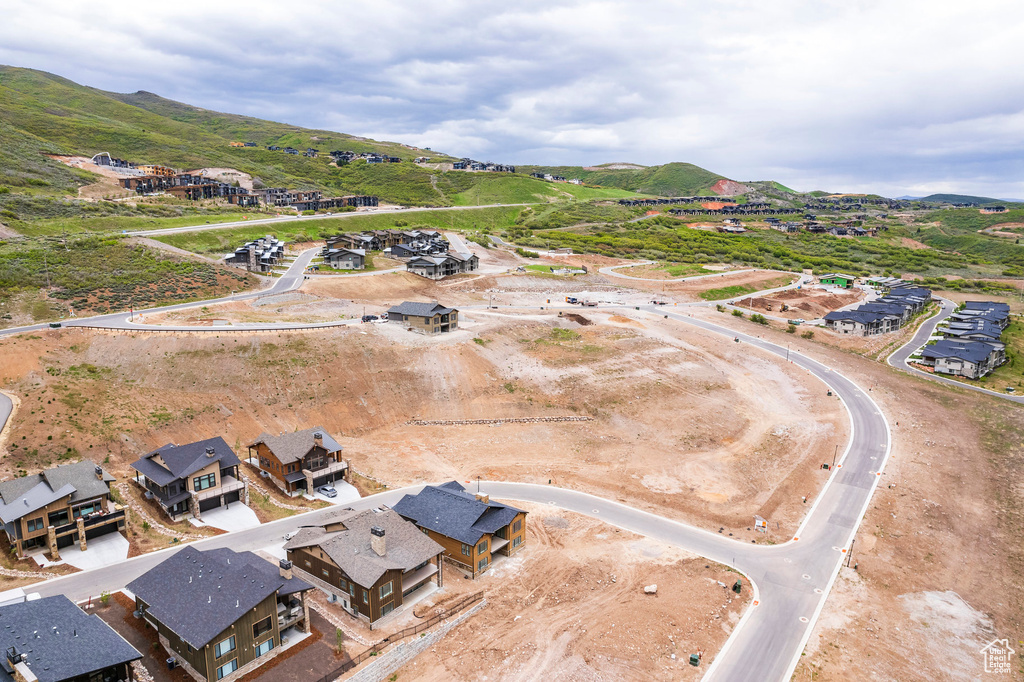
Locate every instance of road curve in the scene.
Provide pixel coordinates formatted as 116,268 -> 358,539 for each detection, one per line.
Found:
887,297 -> 1024,404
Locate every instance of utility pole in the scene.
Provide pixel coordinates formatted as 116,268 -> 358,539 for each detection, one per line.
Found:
832,444 -> 839,468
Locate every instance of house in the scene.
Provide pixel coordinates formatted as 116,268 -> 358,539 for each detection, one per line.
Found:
128,546 -> 311,682
0,595 -> 142,682
819,273 -> 857,288
129,437 -> 248,521
919,339 -> 1005,379
393,481 -> 527,578
247,428 -> 347,496
406,253 -> 478,280
823,310 -> 901,336
324,247 -> 365,270
386,301 -> 459,334
0,460 -> 124,559
980,206 -> 1008,214
284,508 -> 444,627
939,319 -> 1005,342
224,235 -> 286,272
452,161 -> 468,170
229,142 -> 245,148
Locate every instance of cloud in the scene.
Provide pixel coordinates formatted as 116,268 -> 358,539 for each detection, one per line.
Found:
2,0 -> 1023,196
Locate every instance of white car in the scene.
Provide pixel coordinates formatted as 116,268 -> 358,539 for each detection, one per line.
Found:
283,530 -> 298,541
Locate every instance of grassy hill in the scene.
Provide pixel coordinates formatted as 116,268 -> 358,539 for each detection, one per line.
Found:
919,193 -> 1006,205
517,162 -> 725,197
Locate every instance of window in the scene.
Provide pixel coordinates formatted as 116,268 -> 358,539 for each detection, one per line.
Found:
252,616 -> 273,639
304,560 -> 311,568
380,581 -> 392,600
512,536 -> 522,549
216,659 -> 238,680
421,527 -> 429,535
362,589 -> 368,603
477,541 -> 487,554
72,502 -> 99,519
322,569 -> 329,579
513,519 -> 522,534
461,543 -> 472,557
349,583 -> 355,597
26,517 -> 44,533
340,578 -> 347,591
381,602 -> 394,617
478,556 -> 489,571
254,638 -> 274,658
193,473 -> 216,491
48,510 -> 70,527
214,635 -> 236,659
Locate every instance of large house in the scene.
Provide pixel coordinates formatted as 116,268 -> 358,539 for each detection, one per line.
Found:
248,427 -> 347,495
823,309 -> 902,336
0,595 -> 142,682
819,273 -> 857,289
323,247 -> 365,270
128,546 -> 311,682
406,252 -> 479,280
386,302 -> 459,335
285,508 -> 444,627
393,481 -> 527,578
0,460 -> 124,559
919,339 -> 1005,379
129,437 -> 248,521
224,235 -> 286,273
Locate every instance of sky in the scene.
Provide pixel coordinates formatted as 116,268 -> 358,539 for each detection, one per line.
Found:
3,0 -> 1024,198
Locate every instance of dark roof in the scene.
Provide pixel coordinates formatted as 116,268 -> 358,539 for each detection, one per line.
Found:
963,300 -> 1010,314
920,339 -> 996,364
130,437 -> 240,487
885,286 -> 932,299
0,595 -> 141,682
0,460 -> 114,524
127,546 -> 310,650
857,302 -> 910,316
386,301 -> 455,317
284,508 -> 443,587
823,310 -> 892,324
249,427 -> 342,466
392,481 -> 525,545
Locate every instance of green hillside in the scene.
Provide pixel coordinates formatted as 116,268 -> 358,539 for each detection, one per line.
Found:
517,161 -> 725,197
918,193 -> 1005,205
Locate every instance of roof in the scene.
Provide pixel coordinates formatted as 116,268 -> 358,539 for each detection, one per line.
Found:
392,481 -> 525,546
248,427 -> 342,465
127,546 -> 310,650
386,302 -> 456,317
920,339 -> 996,364
820,273 -> 856,280
885,286 -> 932,299
0,460 -> 114,524
129,437 -> 240,487
963,300 -> 1010,314
0,595 -> 141,682
284,509 -> 443,587
823,310 -> 894,324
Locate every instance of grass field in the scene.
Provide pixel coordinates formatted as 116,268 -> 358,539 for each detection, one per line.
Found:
699,276 -> 793,301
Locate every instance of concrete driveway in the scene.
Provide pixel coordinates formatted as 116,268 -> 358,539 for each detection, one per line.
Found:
60,532 -> 130,570
306,480 -> 360,505
190,503 -> 261,531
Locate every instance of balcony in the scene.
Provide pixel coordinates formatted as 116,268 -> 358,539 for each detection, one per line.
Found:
195,475 -> 245,502
304,459 -> 348,479
401,563 -> 438,596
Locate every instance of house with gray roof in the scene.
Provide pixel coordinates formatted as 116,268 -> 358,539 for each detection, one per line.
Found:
405,252 -> 478,280
823,309 -> 901,336
386,301 -> 459,334
127,546 -> 311,682
247,427 -> 346,495
393,481 -> 527,578
323,247 -> 365,270
919,339 -> 1005,379
129,436 -> 247,522
285,508 -> 444,627
0,460 -> 123,559
0,595 -> 141,682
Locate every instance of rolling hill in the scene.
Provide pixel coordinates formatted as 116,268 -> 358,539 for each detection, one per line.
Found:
517,162 -> 727,197
918,193 -> 1005,205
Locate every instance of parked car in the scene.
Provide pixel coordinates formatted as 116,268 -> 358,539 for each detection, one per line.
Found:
317,485 -> 338,498
361,315 -> 378,323
283,530 -> 298,541
48,322 -> 62,328
787,319 -> 806,325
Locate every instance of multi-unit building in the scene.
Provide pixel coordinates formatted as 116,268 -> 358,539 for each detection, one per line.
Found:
224,234 -> 286,272
385,302 -> 459,335
248,427 -> 347,496
0,460 -> 125,559
0,595 -> 142,682
128,546 -> 312,682
284,508 -> 444,627
824,284 -> 933,336
920,339 -> 1006,379
129,437 -> 248,522
393,481 -> 527,578
406,252 -> 479,280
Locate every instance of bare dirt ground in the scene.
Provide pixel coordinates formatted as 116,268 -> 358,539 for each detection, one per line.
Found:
47,155 -> 128,200
735,287 -> 863,319
900,237 -> 931,250
397,503 -> 748,681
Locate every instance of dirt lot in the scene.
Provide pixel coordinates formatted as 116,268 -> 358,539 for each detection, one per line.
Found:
735,286 -> 863,319
395,503 -> 748,681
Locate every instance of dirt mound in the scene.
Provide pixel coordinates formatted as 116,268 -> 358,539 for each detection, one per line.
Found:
701,201 -> 728,210
564,313 -> 592,326
711,179 -> 750,196
736,287 -> 861,318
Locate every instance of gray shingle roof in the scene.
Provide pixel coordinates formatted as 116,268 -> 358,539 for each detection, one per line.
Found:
127,546 -> 310,650
386,301 -> 455,317
921,339 -> 996,364
0,460 -> 114,524
129,437 -> 240,487
285,508 -> 443,587
0,595 -> 141,682
248,427 -> 342,466
392,481 -> 525,546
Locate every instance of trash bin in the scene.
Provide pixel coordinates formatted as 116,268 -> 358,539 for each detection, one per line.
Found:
689,654 -> 701,666
167,659 -> 177,670
732,579 -> 742,594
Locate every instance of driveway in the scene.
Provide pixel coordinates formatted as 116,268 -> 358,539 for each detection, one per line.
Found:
306,481 -> 360,505
190,503 -> 261,531
60,532 -> 130,570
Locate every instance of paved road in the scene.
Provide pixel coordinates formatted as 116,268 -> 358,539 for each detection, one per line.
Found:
887,297 -> 1024,404
128,203 -> 531,237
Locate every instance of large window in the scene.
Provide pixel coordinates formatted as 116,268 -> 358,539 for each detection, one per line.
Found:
478,556 -> 489,571
512,536 -> 522,549
381,602 -> 394,617
477,540 -> 487,554
216,659 -> 238,680
214,636 -> 236,659
461,543 -> 472,557
252,616 -> 273,639
255,638 -> 274,658
362,589 -> 368,604
48,510 -> 70,527
193,473 -> 216,491
26,517 -> 44,533
379,581 -> 392,600
72,501 -> 100,519
513,519 -> 522,534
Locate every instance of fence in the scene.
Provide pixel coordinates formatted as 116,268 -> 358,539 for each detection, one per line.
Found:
315,591 -> 484,682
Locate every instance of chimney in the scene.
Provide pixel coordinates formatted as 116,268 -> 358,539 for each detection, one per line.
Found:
205,447 -> 216,458
279,560 -> 293,580
94,466 -> 104,481
313,432 -> 323,449
475,493 -> 490,504
370,527 -> 386,556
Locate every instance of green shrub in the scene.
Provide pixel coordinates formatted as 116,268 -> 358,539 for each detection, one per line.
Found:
750,313 -> 768,325
516,247 -> 540,258
801,330 -> 814,339
787,324 -> 797,334
731,309 -> 744,317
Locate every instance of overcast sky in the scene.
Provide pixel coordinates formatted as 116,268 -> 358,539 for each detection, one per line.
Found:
3,0 -> 1023,198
